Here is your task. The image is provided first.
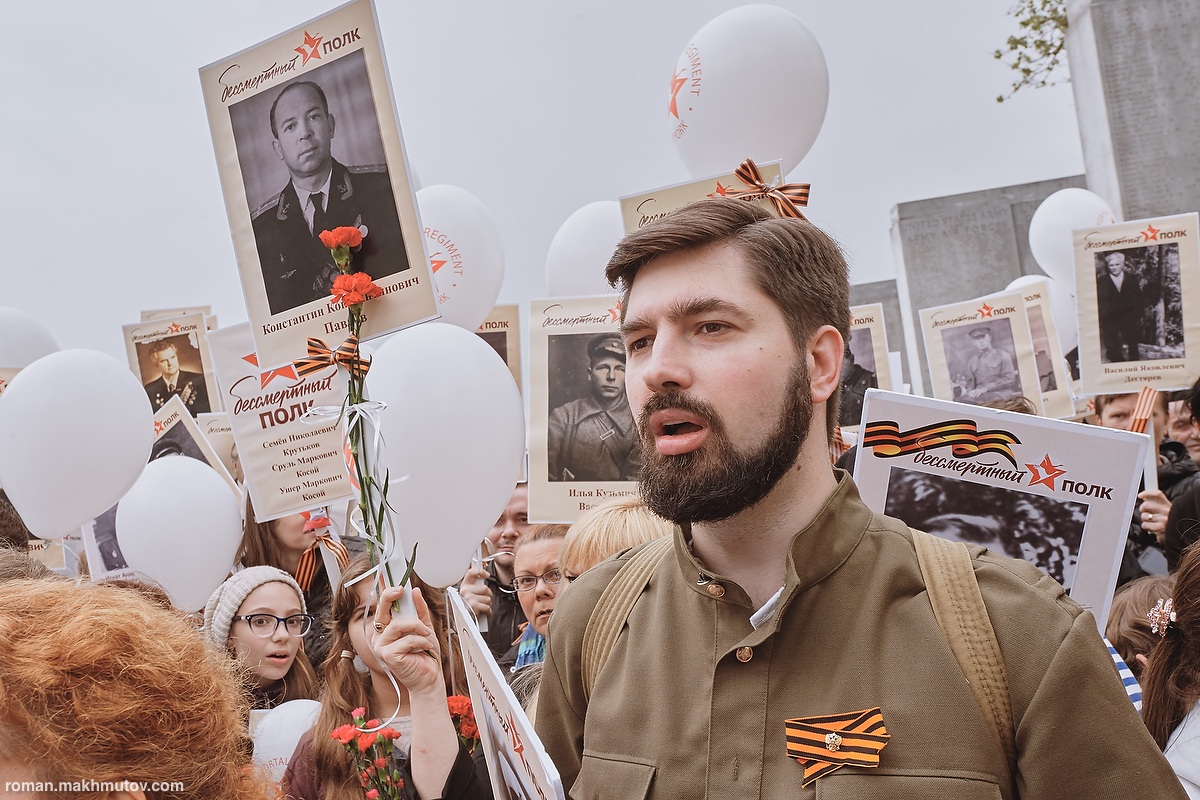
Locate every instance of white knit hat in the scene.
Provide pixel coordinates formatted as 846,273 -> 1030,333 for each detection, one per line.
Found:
202,565 -> 307,647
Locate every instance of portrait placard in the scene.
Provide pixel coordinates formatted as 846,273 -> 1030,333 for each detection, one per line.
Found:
476,304 -> 521,394
528,295 -> 638,523
200,0 -> 437,369
198,412 -> 241,485
122,312 -> 220,417
985,278 -> 1074,418
840,303 -> 891,430
1073,213 -> 1200,394
208,323 -> 355,522
855,389 -> 1148,629
153,396 -> 240,500
448,590 -> 565,800
141,307 -> 218,330
618,161 -> 786,234
919,292 -> 1042,410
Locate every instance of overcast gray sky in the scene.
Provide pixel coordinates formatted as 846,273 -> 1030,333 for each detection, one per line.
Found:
0,0 -> 1083,360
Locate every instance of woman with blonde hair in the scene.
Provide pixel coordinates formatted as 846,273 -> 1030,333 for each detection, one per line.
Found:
0,578 -> 269,798
559,496 -> 676,580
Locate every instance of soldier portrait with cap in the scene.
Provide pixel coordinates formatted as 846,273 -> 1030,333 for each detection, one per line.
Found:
547,332 -> 642,482
956,322 -> 1019,405
249,76 -> 409,316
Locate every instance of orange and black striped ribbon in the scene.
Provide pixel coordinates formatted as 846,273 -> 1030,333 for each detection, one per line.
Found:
862,419 -> 1021,469
830,426 -> 852,465
785,707 -> 890,786
293,335 -> 371,380
722,158 -> 811,220
1129,386 -> 1159,435
294,533 -> 351,593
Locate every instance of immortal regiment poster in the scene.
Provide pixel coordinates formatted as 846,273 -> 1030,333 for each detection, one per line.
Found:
200,0 -> 438,368
448,590 -> 565,800
141,306 -> 218,330
83,396 -> 240,582
209,323 -> 355,522
619,160 -> 787,234
122,312 -> 220,418
152,396 -> 240,499
198,412 -> 242,485
528,295 -> 638,522
477,304 -> 522,392
985,278 -> 1074,419
854,389 -> 1149,628
839,303 -> 892,431
1074,213 -> 1200,395
919,291 -> 1042,410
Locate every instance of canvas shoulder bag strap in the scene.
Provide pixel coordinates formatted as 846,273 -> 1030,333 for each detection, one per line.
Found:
911,528 -> 1017,796
581,535 -> 675,702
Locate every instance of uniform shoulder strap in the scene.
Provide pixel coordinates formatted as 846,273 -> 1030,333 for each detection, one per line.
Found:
581,535 -> 675,702
911,528 -> 1016,794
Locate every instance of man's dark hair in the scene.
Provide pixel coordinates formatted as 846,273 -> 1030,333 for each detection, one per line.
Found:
269,80 -> 330,139
605,198 -> 851,439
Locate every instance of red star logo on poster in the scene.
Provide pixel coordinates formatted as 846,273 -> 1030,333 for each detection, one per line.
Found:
167,321 -> 181,333
430,252 -> 447,273
1142,224 -> 1160,241
506,711 -> 531,774
707,181 -> 729,199
668,70 -> 687,119
240,352 -> 297,388
153,420 -> 165,435
608,298 -> 622,322
295,30 -> 323,65
1026,454 -> 1066,490
977,303 -> 993,318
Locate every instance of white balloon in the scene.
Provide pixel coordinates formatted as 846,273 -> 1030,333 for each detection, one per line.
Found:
1028,188 -> 1117,285
116,456 -> 242,611
366,323 -> 526,587
669,5 -> 829,178
251,699 -> 322,783
1005,275 -> 1046,293
416,184 -> 506,331
0,350 -> 152,539
0,308 -> 59,369
545,201 -> 624,298
1045,277 -> 1080,354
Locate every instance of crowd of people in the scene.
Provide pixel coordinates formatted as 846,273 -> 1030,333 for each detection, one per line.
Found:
5,199 -> 1200,798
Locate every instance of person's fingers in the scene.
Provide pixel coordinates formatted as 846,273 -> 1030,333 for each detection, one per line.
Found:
463,566 -> 488,583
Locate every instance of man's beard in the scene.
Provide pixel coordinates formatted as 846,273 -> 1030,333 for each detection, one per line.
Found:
636,366 -> 812,524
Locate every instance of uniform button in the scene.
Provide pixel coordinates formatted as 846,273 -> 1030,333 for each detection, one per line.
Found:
736,646 -> 753,662
706,583 -> 725,598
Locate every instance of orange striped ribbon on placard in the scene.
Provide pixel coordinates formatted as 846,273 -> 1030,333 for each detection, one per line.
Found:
294,533 -> 351,593
1129,386 -> 1159,434
723,158 -> 811,220
785,707 -> 890,786
862,419 -> 1021,469
293,335 -> 371,380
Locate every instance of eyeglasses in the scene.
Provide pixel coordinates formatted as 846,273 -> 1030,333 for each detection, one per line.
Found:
511,567 -> 564,593
232,613 -> 314,638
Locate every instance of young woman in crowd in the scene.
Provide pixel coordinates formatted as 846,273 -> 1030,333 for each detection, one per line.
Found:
1109,573 -> 1177,681
203,564 -> 318,710
282,554 -> 487,800
558,496 -> 676,580
0,578 -> 269,798
1142,543 -> 1200,796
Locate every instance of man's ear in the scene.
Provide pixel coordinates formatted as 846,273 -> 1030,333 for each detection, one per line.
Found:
272,138 -> 284,161
806,325 -> 844,405
329,113 -> 335,139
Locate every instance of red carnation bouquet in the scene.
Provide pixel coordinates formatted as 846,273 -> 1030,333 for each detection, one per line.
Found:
331,707 -> 405,800
447,695 -> 481,754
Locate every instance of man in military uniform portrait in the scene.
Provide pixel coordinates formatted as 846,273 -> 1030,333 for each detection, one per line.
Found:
143,340 -> 209,417
251,79 -> 408,315
958,324 -> 1018,405
547,332 -> 642,482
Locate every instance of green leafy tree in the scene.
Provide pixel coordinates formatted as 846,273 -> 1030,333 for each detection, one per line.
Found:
995,0 -> 1069,102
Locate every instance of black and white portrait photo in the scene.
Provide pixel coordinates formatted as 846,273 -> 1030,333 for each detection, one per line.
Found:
943,320 -> 1021,406
477,330 -> 508,366
137,335 -> 211,417
229,50 -> 410,316
546,332 -> 641,482
883,467 -> 1086,587
839,327 -> 879,428
1095,245 -> 1184,364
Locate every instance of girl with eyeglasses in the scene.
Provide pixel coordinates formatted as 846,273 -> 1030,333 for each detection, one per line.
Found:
203,565 -> 318,709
